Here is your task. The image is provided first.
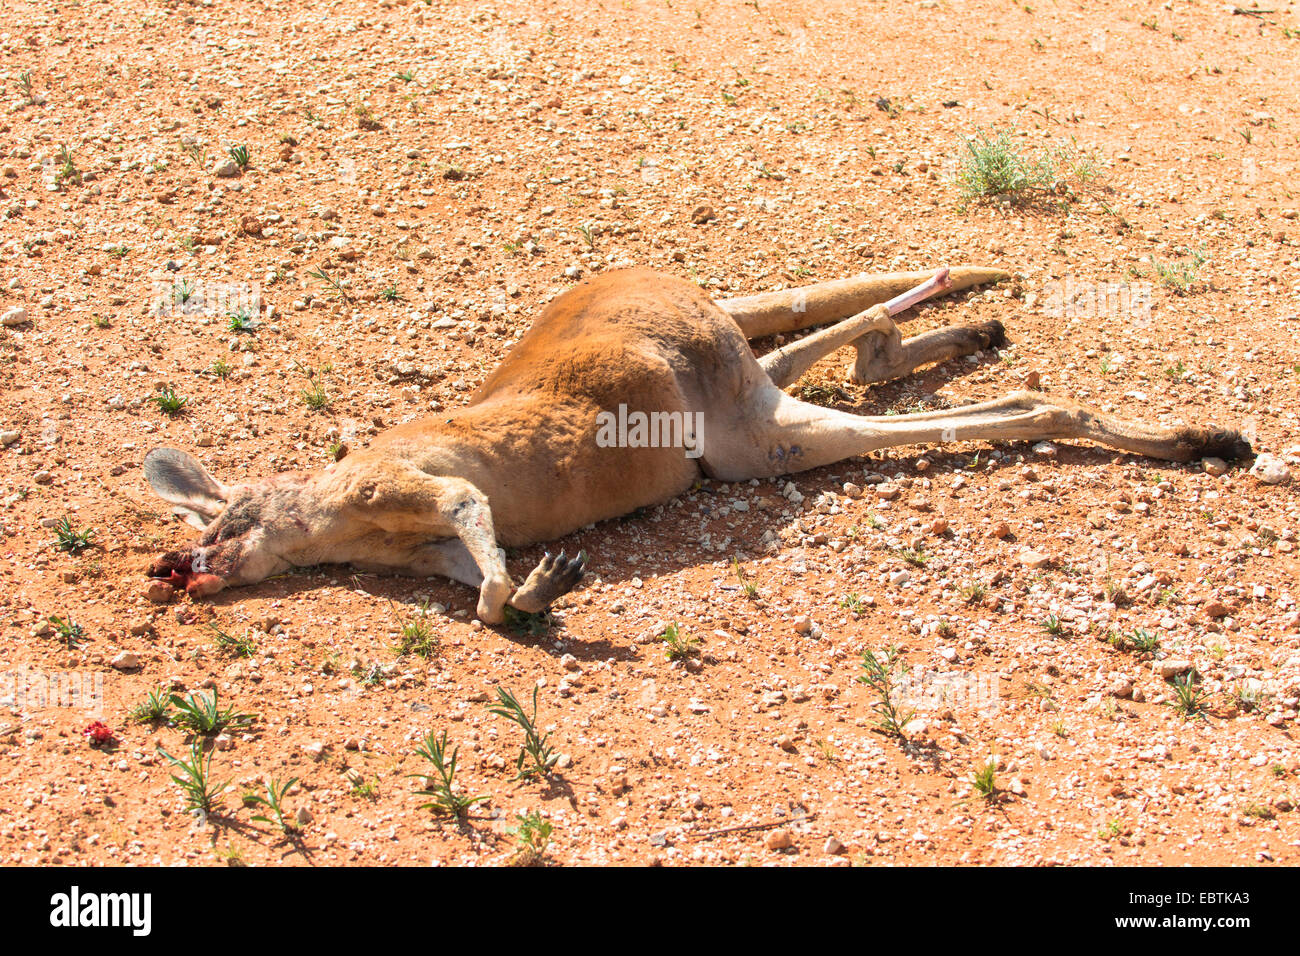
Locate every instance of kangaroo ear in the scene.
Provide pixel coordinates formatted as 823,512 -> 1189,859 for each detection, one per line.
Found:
143,448 -> 228,529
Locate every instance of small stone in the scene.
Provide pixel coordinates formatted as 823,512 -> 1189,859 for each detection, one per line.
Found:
824,836 -> 845,855
213,733 -> 234,751
775,734 -> 797,753
214,158 -> 240,178
690,204 -> 716,224
889,569 -> 911,587
764,828 -> 793,851
1203,601 -> 1230,620
1250,454 -> 1291,485
793,615 -> 813,634
1018,550 -> 1050,570
1109,676 -> 1134,699
1158,660 -> 1193,680
1,307 -> 28,327
0,431 -> 18,446
1201,456 -> 1228,477
302,741 -> 325,760
990,521 -> 1011,539
560,653 -> 580,671
144,580 -> 175,604
110,652 -> 140,671
296,807 -> 314,826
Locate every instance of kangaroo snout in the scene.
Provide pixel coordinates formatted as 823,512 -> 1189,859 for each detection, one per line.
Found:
147,548 -> 229,597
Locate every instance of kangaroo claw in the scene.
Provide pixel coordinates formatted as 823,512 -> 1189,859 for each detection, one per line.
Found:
511,549 -> 588,613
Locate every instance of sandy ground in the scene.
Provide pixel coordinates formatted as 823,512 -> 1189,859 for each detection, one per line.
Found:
1,0 -> 1299,866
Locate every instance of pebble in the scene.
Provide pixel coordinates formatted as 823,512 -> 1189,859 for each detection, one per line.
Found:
296,807 -> 314,826
1201,456 -> 1228,477
1158,660 -> 1193,680
0,431 -> 18,446
690,204 -> 716,224
214,158 -> 240,178
144,580 -> 175,604
824,836 -> 845,855
1018,550 -> 1050,570
764,828 -> 793,851
889,569 -> 911,586
110,652 -> 140,671
793,615 -> 813,634
1250,454 -> 1291,485
990,521 -> 1011,539
1,306 -> 27,327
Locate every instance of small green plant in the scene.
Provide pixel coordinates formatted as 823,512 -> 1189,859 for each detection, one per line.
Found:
411,729 -> 487,817
960,582 -> 987,604
972,759 -> 999,800
1230,680 -> 1263,713
1098,819 -> 1122,841
660,622 -> 700,661
395,611 -> 439,659
171,278 -> 196,305
47,614 -> 85,649
227,144 -> 250,170
92,316 -> 111,329
508,810 -> 553,866
300,375 -> 328,411
395,69 -> 416,82
158,740 -> 229,816
502,605 -> 552,637
577,224 -> 596,250
55,144 -> 81,187
1041,614 -> 1064,636
129,687 -> 175,723
486,685 -> 558,780
1167,672 -> 1208,720
208,623 -> 256,658
306,264 -> 352,303
211,356 -> 233,379
1152,249 -> 1209,294
227,307 -> 256,333
52,516 -> 95,554
350,777 -> 379,800
182,142 -> 207,166
732,558 -> 759,599
169,689 -> 255,735
1164,360 -> 1187,381
355,105 -> 383,130
899,547 -> 928,567
17,70 -> 36,105
839,592 -> 866,613
857,647 -> 915,740
107,244 -> 130,258
149,386 -> 189,416
1128,628 -> 1160,654
955,127 -> 1099,208
379,283 -> 401,302
244,776 -> 301,833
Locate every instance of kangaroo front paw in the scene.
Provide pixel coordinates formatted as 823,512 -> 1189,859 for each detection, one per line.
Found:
510,549 -> 588,614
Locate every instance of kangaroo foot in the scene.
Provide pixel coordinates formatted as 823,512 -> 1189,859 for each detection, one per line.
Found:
510,550 -> 588,614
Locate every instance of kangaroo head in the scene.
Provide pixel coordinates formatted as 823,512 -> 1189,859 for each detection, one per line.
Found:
143,448 -> 481,596
142,448 -> 324,595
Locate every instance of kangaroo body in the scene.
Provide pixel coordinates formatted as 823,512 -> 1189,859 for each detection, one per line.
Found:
144,267 -> 1250,623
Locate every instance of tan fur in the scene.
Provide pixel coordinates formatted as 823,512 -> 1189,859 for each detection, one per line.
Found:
144,267 -> 1250,623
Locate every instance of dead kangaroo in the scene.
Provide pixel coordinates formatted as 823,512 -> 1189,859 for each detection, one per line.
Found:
143,266 -> 1250,623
